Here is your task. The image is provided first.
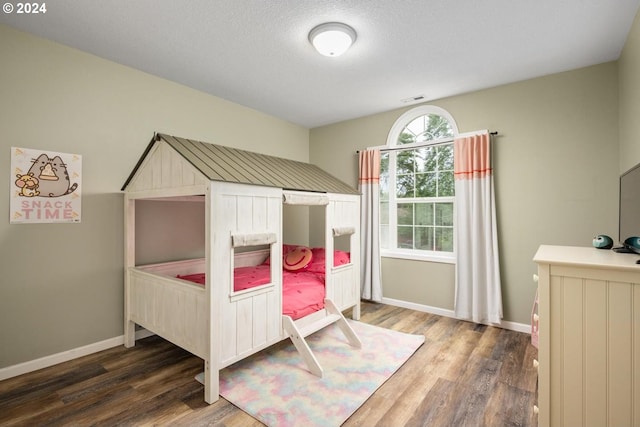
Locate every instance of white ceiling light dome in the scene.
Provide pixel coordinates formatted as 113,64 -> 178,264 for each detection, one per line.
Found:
308,22 -> 357,57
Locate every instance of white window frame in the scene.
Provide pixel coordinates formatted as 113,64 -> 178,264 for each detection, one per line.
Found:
381,105 -> 459,263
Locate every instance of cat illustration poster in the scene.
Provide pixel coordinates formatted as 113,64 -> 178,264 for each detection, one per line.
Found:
10,147 -> 82,224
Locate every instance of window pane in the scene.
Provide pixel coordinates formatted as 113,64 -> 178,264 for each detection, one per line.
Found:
415,226 -> 434,250
380,201 -> 389,224
380,225 -> 389,249
396,174 -> 414,198
398,131 -> 415,145
380,151 -> 389,172
380,175 -> 389,200
438,145 -> 454,170
415,172 -> 436,197
416,147 -> 437,173
415,203 -> 433,226
435,203 -> 453,226
406,116 -> 425,137
397,226 -> 413,249
380,153 -> 389,201
427,114 -> 454,140
435,227 -> 454,252
397,203 -> 413,225
396,150 -> 415,174
438,171 -> 454,197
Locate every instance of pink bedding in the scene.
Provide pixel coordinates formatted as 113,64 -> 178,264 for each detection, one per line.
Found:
176,265 -> 272,291
234,265 -> 272,291
281,270 -> 325,320
176,266 -> 326,320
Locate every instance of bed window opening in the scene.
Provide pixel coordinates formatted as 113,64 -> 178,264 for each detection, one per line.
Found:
134,197 -> 206,266
231,243 -> 274,296
333,234 -> 352,268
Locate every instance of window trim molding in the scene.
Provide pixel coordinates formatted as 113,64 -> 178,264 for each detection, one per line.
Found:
381,249 -> 456,264
381,105 -> 458,263
386,105 -> 459,148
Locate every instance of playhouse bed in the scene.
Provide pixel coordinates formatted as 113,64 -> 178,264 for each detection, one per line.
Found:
123,133 -> 362,404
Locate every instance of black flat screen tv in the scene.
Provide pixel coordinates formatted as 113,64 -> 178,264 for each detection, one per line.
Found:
619,162 -> 640,245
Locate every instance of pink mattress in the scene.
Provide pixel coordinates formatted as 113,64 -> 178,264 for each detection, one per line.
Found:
176,266 -> 325,320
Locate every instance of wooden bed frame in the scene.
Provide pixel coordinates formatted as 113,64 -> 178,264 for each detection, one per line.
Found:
125,249 -> 361,381
123,135 -> 360,403
122,135 -> 362,403
124,246 -> 361,354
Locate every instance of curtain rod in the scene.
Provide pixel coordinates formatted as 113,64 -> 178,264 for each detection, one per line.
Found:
356,131 -> 499,154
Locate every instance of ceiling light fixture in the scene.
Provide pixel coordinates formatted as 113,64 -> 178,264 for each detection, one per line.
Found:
308,22 -> 357,57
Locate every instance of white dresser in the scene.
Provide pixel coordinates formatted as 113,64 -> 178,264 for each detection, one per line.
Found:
533,245 -> 640,427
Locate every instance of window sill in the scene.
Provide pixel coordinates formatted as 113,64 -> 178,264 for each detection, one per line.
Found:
381,250 -> 456,264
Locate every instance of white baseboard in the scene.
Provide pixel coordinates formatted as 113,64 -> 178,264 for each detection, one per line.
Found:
500,319 -> 532,334
381,297 -> 456,318
1,298 -> 531,382
380,297 -> 531,334
0,329 -> 154,381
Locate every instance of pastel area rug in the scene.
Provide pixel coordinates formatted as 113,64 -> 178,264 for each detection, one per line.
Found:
217,320 -> 425,427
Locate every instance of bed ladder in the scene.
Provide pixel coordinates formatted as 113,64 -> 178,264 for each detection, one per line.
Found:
282,298 -> 362,377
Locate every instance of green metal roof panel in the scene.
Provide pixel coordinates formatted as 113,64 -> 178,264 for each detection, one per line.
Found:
122,133 -> 359,195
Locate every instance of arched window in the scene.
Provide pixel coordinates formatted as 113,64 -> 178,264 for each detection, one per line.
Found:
380,106 -> 458,261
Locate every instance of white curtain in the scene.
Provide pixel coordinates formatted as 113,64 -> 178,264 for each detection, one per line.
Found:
359,150 -> 382,302
453,132 -> 503,325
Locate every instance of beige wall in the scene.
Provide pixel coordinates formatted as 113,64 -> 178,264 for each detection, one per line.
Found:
311,62 -> 620,325
3,9 -> 639,369
620,9 -> 640,173
0,25 -> 309,368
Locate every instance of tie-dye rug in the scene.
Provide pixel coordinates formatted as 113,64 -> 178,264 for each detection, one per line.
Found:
218,320 -> 425,427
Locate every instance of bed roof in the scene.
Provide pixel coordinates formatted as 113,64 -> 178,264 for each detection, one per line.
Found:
122,133 -> 359,195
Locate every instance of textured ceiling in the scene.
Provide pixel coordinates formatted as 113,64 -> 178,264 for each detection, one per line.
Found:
1,0 -> 639,128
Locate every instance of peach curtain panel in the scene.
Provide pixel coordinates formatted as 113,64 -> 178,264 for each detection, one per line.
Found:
358,149 -> 382,302
454,133 -> 492,180
453,132 -> 503,325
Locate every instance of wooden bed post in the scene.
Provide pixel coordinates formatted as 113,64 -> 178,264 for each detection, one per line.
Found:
203,361 -> 219,404
204,184 -> 220,403
351,210 -> 361,321
123,195 -> 136,348
324,199 -> 334,305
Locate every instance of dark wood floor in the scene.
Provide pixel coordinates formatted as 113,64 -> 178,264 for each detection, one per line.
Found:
0,302 -> 538,426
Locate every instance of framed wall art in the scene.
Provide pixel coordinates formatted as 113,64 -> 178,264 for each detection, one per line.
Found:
10,147 -> 82,224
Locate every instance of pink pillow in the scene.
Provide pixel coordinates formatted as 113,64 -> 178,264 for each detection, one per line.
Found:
333,250 -> 350,267
307,247 -> 327,273
283,246 -> 313,271
307,248 -> 350,273
263,244 -> 298,265
283,244 -> 297,254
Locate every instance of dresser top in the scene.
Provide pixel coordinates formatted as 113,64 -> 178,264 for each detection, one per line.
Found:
534,245 -> 640,271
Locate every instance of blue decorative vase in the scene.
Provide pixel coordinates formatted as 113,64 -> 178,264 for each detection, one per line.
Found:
593,235 -> 613,249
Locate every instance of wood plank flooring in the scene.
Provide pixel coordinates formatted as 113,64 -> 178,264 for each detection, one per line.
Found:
0,302 -> 538,426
